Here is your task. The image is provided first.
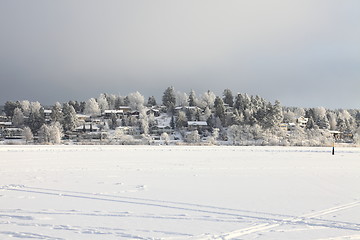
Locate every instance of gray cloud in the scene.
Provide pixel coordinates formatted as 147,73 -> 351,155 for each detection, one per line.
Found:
1,0 -> 359,108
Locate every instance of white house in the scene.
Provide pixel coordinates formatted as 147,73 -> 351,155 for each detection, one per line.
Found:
297,116 -> 309,128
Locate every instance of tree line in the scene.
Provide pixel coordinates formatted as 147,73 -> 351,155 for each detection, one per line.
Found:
2,87 -> 360,145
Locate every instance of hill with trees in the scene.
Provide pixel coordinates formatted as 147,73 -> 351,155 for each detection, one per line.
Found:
1,87 -> 359,146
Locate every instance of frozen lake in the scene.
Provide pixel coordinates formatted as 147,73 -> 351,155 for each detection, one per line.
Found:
1,145 -> 360,239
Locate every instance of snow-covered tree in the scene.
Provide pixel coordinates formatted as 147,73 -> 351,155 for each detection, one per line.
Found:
49,122 -> 63,144
227,125 -> 241,145
161,132 -> 170,145
208,128 -> 219,145
30,101 -> 42,114
201,107 -> 212,121
147,96 -> 157,107
114,128 -> 135,144
127,91 -> 145,111
200,90 -> 216,109
176,91 -> 189,107
38,124 -> 51,143
27,103 -> 45,133
223,89 -> 234,107
188,90 -> 198,107
162,87 -> 176,112
214,96 -> 226,124
22,127 -> 33,143
19,100 -> 31,117
185,130 -> 200,143
84,98 -> 101,116
176,111 -> 188,128
4,101 -> 20,117
327,112 -> 337,130
51,102 -> 63,123
12,108 -> 24,127
61,103 -> 78,132
106,94 -> 117,109
263,101 -> 283,129
97,93 -> 109,112
139,109 -> 149,135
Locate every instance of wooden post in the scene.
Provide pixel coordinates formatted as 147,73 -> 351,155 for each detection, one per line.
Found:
332,141 -> 335,155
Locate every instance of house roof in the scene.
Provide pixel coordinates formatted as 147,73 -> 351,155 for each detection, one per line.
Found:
187,121 -> 208,126
75,124 -> 99,131
103,110 -> 124,114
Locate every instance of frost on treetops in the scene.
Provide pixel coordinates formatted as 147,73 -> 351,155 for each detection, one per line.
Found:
1,88 -> 359,146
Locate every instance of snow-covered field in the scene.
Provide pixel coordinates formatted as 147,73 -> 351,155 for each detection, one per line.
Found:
0,145 -> 360,240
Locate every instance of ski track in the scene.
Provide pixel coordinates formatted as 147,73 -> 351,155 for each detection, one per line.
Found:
2,185 -> 360,239
204,200 -> 360,240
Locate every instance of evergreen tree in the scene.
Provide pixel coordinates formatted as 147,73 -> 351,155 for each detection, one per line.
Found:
214,96 -> 226,124
27,107 -> 45,133
51,102 -> 63,123
147,96 -> 157,106
115,96 -> 125,109
170,115 -> 175,129
188,90 -> 197,107
223,89 -> 234,107
162,87 -> 176,113
61,103 -> 78,132
4,101 -> 20,117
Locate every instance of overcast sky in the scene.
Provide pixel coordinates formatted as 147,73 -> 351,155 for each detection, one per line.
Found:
1,0 -> 359,109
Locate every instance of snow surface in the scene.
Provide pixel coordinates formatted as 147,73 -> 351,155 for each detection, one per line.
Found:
0,145 -> 360,240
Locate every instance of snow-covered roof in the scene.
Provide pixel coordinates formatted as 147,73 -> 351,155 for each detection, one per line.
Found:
75,124 -> 99,131
187,121 -> 208,126
103,110 -> 124,114
0,122 -> 12,126
76,114 -> 90,118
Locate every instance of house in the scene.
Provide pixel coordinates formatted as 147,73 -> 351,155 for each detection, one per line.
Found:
118,106 -> 132,113
147,108 -> 161,117
279,122 -> 296,131
115,126 -> 136,135
75,123 -> 99,132
288,122 -> 296,131
0,122 -> 12,131
44,109 -> 52,123
2,128 -> 23,139
150,125 -> 173,135
102,110 -> 124,118
187,121 -> 208,131
174,106 -> 202,115
297,116 -> 309,128
76,114 -> 91,122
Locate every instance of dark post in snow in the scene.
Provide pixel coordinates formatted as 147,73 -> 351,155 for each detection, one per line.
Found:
332,140 -> 335,155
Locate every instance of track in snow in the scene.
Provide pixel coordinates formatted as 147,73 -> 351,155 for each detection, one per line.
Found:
2,184 -> 360,240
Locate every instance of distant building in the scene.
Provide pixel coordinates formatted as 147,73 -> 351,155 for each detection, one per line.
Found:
187,121 -> 208,131
75,123 -> 99,132
297,116 -> 309,128
102,110 -> 124,118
